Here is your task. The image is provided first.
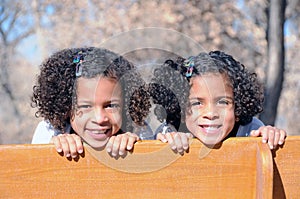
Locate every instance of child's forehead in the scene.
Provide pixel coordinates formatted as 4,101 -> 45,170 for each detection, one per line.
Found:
189,73 -> 233,91
190,72 -> 230,83
77,76 -> 122,92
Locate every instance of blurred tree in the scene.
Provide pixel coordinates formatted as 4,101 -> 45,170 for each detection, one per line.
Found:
0,0 -> 35,143
260,0 -> 286,125
0,0 -> 34,118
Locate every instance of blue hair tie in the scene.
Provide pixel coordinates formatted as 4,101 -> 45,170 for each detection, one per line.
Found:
184,57 -> 195,77
73,51 -> 84,77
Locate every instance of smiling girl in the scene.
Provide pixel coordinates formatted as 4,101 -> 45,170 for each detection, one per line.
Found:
31,47 -> 150,157
155,51 -> 286,149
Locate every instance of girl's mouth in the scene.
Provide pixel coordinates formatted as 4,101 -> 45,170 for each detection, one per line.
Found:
199,125 -> 222,134
86,129 -> 111,140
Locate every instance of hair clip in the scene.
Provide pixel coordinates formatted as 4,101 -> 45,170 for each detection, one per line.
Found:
184,57 -> 195,77
73,52 -> 84,77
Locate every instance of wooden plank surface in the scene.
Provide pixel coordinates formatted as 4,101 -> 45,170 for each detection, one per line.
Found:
0,137 -> 273,199
273,136 -> 300,199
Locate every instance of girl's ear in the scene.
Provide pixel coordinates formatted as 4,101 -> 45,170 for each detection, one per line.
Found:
69,110 -> 76,122
235,117 -> 240,122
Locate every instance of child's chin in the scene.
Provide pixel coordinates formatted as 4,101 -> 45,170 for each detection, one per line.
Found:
88,141 -> 108,150
196,135 -> 223,147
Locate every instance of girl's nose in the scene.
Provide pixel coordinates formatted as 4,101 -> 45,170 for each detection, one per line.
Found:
202,104 -> 219,120
93,108 -> 109,124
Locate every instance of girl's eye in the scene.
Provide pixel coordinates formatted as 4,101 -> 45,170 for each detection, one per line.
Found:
78,104 -> 91,108
217,99 -> 233,106
190,101 -> 202,107
107,103 -> 121,109
77,104 -> 92,110
75,104 -> 92,115
105,103 -> 121,113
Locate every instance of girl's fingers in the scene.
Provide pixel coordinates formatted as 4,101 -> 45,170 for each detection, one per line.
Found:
266,127 -> 275,149
58,135 -> 71,157
116,133 -> 139,155
106,136 -> 115,153
250,130 -> 260,137
118,136 -> 128,156
273,129 -> 281,148
181,133 -> 190,150
106,133 -> 139,157
74,135 -> 84,154
173,133 -> 184,153
278,129 -> 286,145
165,133 -> 176,150
156,133 -> 167,143
65,135 -> 79,158
110,136 -> 121,157
51,136 -> 63,153
126,134 -> 138,150
186,133 -> 194,139
51,134 -> 83,158
261,127 -> 269,144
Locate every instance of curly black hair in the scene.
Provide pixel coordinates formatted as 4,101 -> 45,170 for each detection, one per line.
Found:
207,51 -> 264,125
31,47 -> 150,133
149,57 -> 189,131
183,51 -> 264,125
149,50 -> 264,131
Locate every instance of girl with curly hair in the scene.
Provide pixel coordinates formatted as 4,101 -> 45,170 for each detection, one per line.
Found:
31,47 -> 150,158
148,57 -> 192,153
154,51 -> 286,150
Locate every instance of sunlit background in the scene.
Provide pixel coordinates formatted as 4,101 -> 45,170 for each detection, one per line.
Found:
0,0 -> 299,144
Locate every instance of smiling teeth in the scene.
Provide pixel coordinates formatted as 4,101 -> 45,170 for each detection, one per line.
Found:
90,129 -> 109,134
203,126 -> 219,130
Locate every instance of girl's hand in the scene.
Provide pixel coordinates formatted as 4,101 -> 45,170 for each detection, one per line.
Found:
250,125 -> 286,149
157,132 -> 192,154
106,132 -> 139,157
50,134 -> 84,158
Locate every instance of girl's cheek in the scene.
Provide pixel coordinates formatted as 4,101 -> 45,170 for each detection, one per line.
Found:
190,108 -> 201,119
112,111 -> 122,125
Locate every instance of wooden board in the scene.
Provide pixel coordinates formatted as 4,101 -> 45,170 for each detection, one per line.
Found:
0,137 -> 273,198
273,136 -> 300,199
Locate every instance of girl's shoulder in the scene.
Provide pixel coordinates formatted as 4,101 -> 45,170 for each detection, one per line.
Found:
236,117 -> 264,137
31,120 -> 71,144
31,120 -> 56,144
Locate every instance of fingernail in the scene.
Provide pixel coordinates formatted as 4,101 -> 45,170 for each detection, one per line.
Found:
78,149 -> 83,154
106,148 -> 111,153
57,148 -> 62,153
163,139 -> 167,143
127,145 -> 132,150
66,153 -> 71,157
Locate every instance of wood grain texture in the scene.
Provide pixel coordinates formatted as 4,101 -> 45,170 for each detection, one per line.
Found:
273,136 -> 300,199
0,137 -> 273,199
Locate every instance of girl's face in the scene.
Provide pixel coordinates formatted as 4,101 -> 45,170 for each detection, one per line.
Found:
71,76 -> 123,149
185,73 -> 235,146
